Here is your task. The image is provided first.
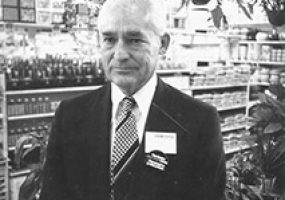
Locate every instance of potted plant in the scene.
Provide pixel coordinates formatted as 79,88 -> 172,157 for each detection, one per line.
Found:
225,151 -> 263,200
261,0 -> 285,27
248,84 -> 285,198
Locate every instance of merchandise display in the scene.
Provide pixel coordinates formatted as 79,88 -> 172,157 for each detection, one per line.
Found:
7,96 -> 57,116
8,120 -> 50,149
0,0 -> 100,26
193,90 -> 247,109
190,64 -> 250,86
156,60 -> 250,156
5,56 -> 105,90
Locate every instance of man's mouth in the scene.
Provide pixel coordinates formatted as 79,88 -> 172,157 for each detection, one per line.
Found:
113,67 -> 137,72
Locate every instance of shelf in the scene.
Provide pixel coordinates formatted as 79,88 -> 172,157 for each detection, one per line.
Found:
0,22 -> 98,31
10,169 -> 31,178
8,143 -> 39,151
8,113 -> 54,121
190,83 -> 248,90
0,22 -> 54,29
217,104 -> 246,111
248,100 -> 260,108
156,69 -> 191,74
231,60 -> 285,66
0,159 -> 7,166
6,85 -> 102,95
166,29 -> 243,38
249,82 -> 270,87
221,125 -> 246,133
239,40 -> 285,45
225,144 -> 252,154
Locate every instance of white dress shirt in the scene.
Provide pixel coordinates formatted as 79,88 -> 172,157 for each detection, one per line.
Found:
111,74 -> 157,145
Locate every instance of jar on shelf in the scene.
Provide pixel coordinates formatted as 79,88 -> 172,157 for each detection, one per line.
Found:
260,45 -> 271,61
269,69 -> 281,85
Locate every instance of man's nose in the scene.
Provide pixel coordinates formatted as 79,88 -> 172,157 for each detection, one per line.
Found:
113,40 -> 130,60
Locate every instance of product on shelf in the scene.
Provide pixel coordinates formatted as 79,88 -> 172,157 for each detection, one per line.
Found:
253,67 -> 285,85
234,42 -> 285,62
5,56 -> 105,90
190,64 -> 250,87
7,96 -> 57,116
8,120 -> 51,148
223,129 -> 250,154
194,91 -> 247,109
220,113 -> 246,131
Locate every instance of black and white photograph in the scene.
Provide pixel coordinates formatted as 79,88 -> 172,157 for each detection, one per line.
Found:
0,0 -> 285,200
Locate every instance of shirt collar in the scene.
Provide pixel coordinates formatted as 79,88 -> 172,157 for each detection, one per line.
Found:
111,73 -> 157,116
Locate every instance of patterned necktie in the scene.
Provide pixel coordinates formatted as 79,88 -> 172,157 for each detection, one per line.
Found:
110,96 -> 139,187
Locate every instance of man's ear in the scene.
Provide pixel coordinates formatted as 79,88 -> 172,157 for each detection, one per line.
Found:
159,33 -> 170,55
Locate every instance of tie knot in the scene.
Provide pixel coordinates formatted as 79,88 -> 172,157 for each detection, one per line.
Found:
121,96 -> 136,112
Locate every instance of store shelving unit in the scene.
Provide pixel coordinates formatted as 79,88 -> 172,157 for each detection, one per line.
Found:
0,71 -> 104,200
6,85 -> 102,151
232,40 -> 285,112
6,86 -> 102,95
0,73 -> 9,200
8,113 -> 54,121
217,104 -> 247,112
231,60 -> 285,66
221,124 -> 246,133
4,83 -> 104,200
157,30 -> 253,156
190,83 -> 248,90
157,67 -> 249,156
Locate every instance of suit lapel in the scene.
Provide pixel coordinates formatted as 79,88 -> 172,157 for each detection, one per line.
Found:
85,83 -> 112,197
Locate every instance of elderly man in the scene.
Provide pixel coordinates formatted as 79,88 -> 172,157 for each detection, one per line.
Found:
39,0 -> 226,200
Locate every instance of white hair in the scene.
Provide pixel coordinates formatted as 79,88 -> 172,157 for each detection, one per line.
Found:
97,0 -> 167,36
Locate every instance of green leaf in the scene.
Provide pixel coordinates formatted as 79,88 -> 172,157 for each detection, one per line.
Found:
264,122 -> 283,134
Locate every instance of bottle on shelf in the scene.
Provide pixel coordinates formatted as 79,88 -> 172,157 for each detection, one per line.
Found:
22,59 -> 34,90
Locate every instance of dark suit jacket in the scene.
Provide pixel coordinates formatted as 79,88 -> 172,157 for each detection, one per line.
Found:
39,78 -> 226,200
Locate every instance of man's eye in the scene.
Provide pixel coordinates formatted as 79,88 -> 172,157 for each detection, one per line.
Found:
103,37 -> 116,43
129,39 -> 143,44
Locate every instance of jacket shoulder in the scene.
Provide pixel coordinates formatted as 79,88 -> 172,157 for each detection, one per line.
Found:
160,82 -> 217,114
55,84 -> 109,119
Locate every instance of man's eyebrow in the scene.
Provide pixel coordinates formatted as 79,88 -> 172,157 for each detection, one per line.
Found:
101,31 -> 115,36
125,31 -> 144,37
101,30 -> 145,38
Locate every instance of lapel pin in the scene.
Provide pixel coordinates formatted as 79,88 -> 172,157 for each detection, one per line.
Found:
145,150 -> 168,171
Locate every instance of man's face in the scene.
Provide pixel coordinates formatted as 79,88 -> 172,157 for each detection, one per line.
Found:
99,8 -> 161,95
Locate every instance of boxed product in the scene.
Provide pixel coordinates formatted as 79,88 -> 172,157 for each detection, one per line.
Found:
75,15 -> 89,28
20,0 -> 35,8
3,7 -> 19,21
20,8 -> 36,22
52,0 -> 65,11
36,0 -> 51,9
76,4 -> 88,15
52,12 -> 63,24
2,0 -> 18,7
36,10 -> 51,24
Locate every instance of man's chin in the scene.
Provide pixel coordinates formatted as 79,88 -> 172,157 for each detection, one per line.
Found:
114,80 -> 139,95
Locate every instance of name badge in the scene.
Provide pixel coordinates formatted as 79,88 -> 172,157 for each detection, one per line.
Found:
145,131 -> 177,154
